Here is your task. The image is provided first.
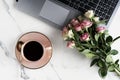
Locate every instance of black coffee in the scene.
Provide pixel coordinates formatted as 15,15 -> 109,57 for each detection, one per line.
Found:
23,41 -> 43,61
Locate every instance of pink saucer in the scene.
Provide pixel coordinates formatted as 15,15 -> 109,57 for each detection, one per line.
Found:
15,32 -> 52,69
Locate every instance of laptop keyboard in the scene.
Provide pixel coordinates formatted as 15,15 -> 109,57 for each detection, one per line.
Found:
57,0 -> 119,23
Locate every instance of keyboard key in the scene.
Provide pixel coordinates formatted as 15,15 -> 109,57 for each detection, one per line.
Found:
74,5 -> 79,9
104,0 -> 109,3
92,0 -> 100,4
78,7 -> 86,13
78,0 -> 84,1
70,0 -> 74,2
102,3 -> 108,8
69,3 -> 74,7
101,13 -> 106,18
82,0 -> 88,3
108,8 -> 114,15
107,1 -> 112,5
104,4 -> 110,9
88,2 -> 97,8
57,0 -> 119,24
74,1 -> 80,4
105,15 -> 110,20
104,9 -> 109,13
99,2 -> 103,6
84,5 -> 92,10
79,2 -> 84,7
114,0 -> 119,3
58,0 -> 69,5
112,3 -> 119,8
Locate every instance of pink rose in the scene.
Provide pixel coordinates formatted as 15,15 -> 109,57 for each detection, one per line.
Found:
81,20 -> 93,29
80,33 -> 90,41
96,26 -> 106,33
71,19 -> 79,26
62,27 -> 68,34
74,20 -> 92,31
67,41 -> 75,48
74,24 -> 82,31
62,27 -> 68,40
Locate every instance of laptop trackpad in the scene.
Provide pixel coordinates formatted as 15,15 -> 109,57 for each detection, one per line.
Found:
39,0 -> 70,26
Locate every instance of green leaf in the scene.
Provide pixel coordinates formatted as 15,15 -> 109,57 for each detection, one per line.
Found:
91,40 -> 97,46
98,35 -> 106,48
115,59 -> 120,68
81,49 -> 91,54
110,50 -> 118,55
105,46 -> 111,53
97,20 -> 107,25
90,58 -> 99,67
106,55 -> 113,63
98,37 -> 103,48
102,34 -> 106,45
108,65 -> 115,72
81,49 -> 95,58
88,27 -> 95,40
104,30 -> 109,35
81,43 -> 90,47
101,33 -> 105,39
85,53 -> 96,59
115,59 -> 119,64
106,36 -> 113,43
98,67 -> 107,78
115,64 -> 120,68
76,47 -> 83,52
97,60 -> 106,68
71,28 -> 80,43
90,40 -> 94,46
95,34 -> 99,41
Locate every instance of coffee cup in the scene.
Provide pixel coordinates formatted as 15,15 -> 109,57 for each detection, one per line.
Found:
15,32 -> 52,69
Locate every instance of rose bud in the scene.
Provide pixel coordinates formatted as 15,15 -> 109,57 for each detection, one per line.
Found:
74,24 -> 82,31
68,24 -> 72,28
71,19 -> 79,26
84,10 -> 94,19
80,33 -> 90,41
62,27 -> 69,40
68,30 -> 74,38
67,41 -> 75,48
81,20 -> 93,29
96,26 -> 106,33
78,16 -> 83,21
93,17 -> 100,22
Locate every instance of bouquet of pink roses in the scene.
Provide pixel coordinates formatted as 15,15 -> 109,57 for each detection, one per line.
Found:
62,10 -> 120,78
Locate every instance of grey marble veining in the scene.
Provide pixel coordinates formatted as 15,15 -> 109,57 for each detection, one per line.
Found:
2,0 -> 23,32
0,41 -> 19,80
0,0 -> 28,80
0,1 -> 63,80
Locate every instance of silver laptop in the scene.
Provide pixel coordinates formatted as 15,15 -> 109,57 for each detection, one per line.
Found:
15,0 -> 120,29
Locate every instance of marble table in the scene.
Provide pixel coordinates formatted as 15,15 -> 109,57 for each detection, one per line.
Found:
0,0 -> 120,80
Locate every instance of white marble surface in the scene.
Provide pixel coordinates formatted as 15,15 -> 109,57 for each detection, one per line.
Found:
0,0 -> 120,80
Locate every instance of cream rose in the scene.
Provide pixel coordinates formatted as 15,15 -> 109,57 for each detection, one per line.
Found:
84,10 -> 94,19
93,17 -> 100,22
68,30 -> 74,38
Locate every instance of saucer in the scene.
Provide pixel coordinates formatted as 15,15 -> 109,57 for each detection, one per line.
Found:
15,32 -> 52,69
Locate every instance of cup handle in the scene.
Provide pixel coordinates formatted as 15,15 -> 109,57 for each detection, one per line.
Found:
16,41 -> 24,52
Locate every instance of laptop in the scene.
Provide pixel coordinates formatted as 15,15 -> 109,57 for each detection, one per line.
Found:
15,0 -> 120,29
